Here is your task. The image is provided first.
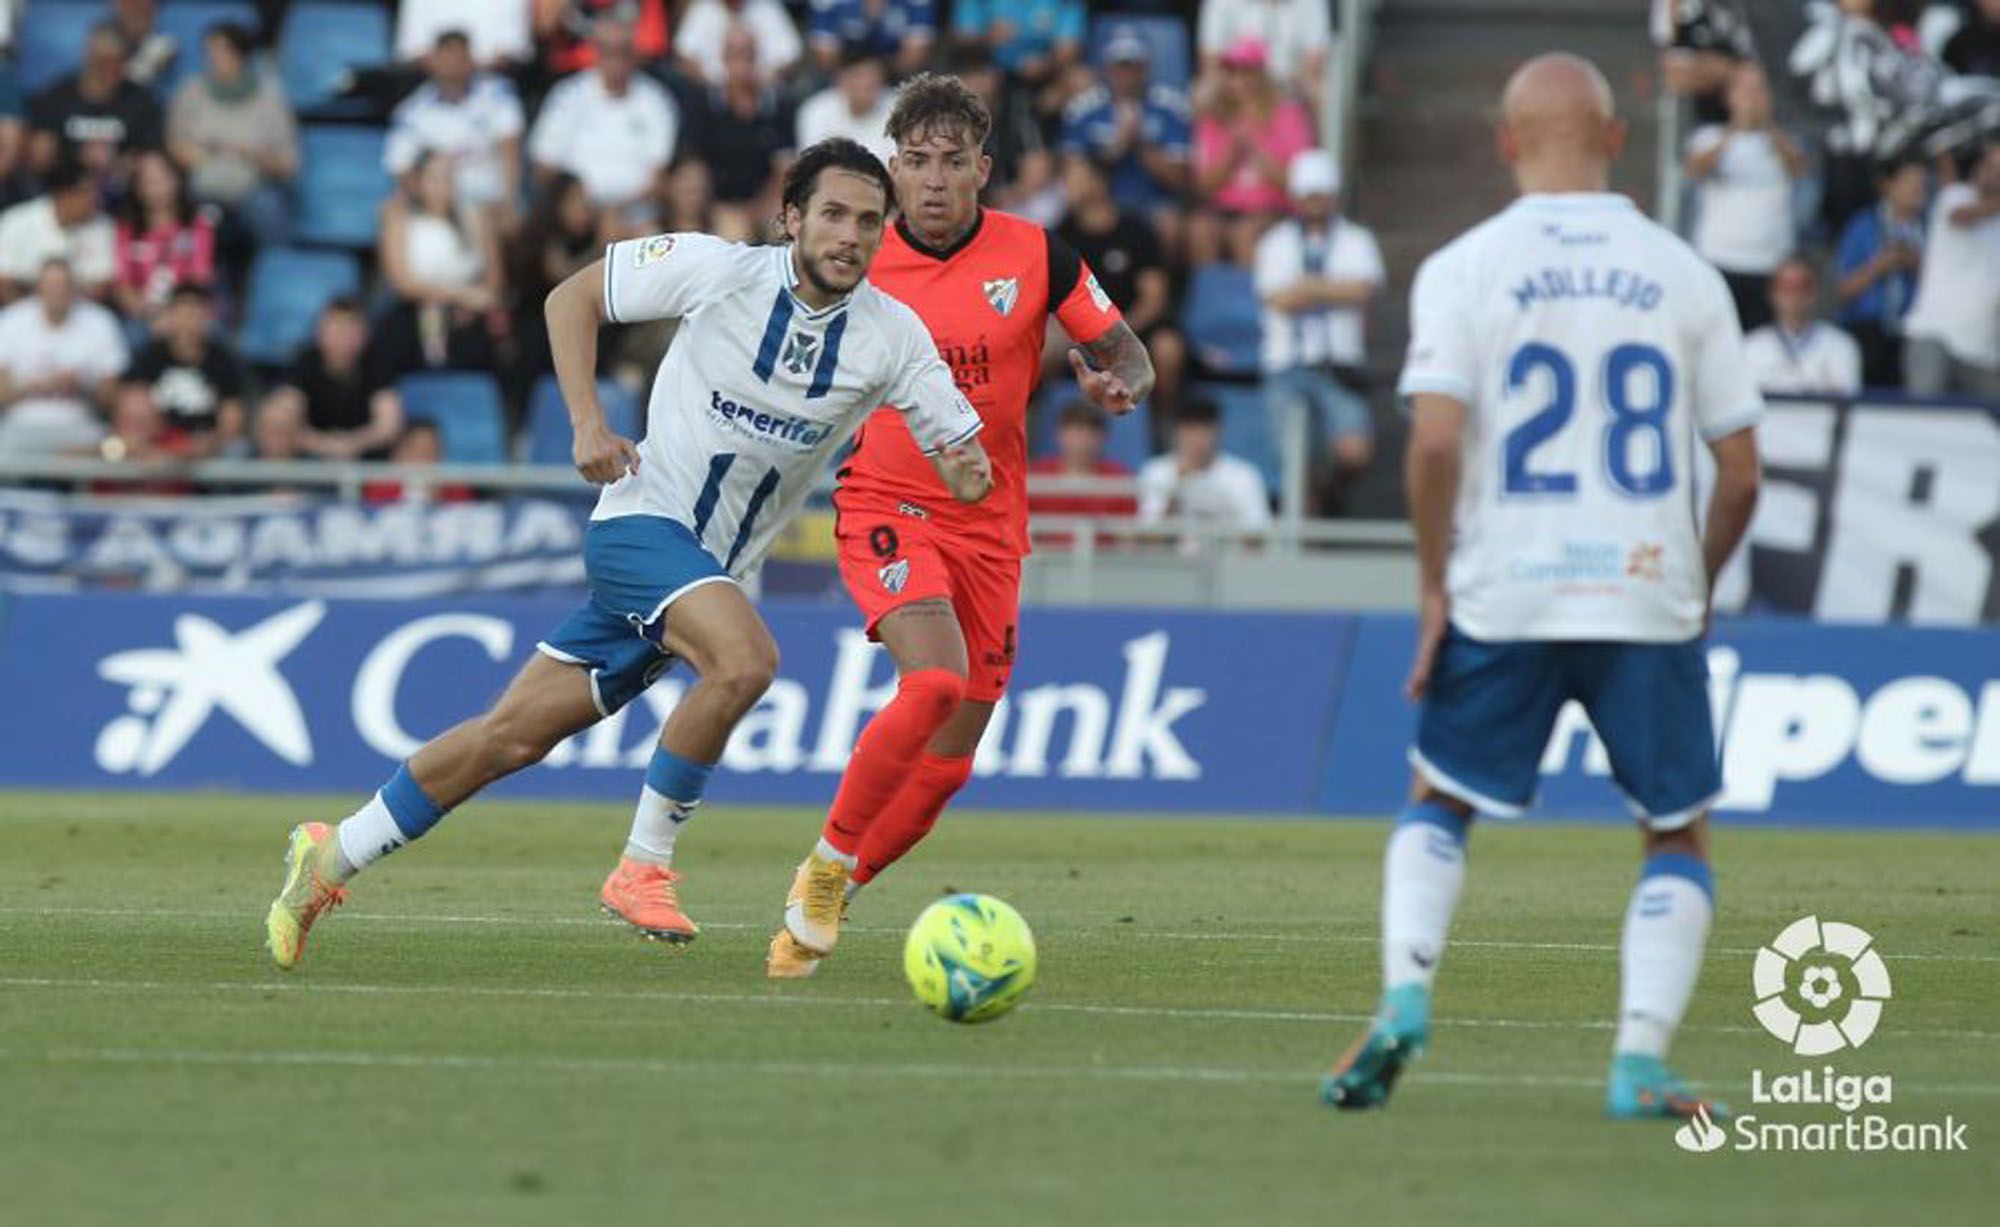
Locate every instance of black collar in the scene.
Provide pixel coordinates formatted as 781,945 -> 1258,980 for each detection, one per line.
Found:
895,209 -> 985,262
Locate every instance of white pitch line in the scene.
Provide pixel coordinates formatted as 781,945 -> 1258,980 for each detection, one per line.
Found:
4,1045 -> 1998,1098
4,975 -> 1997,1043
4,905 -> 1996,964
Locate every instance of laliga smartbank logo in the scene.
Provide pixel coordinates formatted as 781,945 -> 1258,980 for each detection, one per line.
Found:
1674,917 -> 1968,1155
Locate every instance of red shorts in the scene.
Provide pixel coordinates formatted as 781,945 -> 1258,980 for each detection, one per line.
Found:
834,497 -> 1022,702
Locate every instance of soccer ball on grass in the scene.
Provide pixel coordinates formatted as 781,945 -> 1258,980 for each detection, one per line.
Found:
903,893 -> 1036,1023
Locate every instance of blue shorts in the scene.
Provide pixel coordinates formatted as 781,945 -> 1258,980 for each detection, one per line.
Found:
1412,628 -> 1720,830
536,515 -> 732,716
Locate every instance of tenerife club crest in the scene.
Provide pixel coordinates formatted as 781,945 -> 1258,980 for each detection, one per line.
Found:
781,330 -> 822,377
983,277 -> 1020,317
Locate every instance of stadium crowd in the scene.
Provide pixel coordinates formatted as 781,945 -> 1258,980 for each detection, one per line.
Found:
1658,0 -> 2000,400
0,0 -> 1374,528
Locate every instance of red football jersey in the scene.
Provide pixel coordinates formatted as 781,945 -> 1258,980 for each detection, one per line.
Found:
838,209 -> 1123,556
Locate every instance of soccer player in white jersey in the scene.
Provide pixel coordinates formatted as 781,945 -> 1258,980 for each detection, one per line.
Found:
1321,55 -> 1762,1121
265,140 -> 992,967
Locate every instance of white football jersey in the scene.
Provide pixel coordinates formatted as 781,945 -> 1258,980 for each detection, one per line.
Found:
1399,193 -> 1763,642
591,233 -> 981,576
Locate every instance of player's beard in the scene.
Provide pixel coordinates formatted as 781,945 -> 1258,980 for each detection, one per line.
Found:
802,248 -> 863,298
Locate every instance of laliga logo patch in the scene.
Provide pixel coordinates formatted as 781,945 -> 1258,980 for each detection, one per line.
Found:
1085,272 -> 1112,313
635,234 -> 676,266
983,277 -> 1019,317
878,559 -> 911,595
1752,916 -> 1892,1055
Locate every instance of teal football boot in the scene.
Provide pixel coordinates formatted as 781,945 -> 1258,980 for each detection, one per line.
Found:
1606,1052 -> 1731,1121
1320,984 -> 1431,1110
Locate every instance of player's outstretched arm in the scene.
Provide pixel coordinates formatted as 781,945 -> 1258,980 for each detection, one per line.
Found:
545,259 -> 640,485
1071,321 -> 1155,415
1700,427 -> 1761,591
930,437 -> 994,504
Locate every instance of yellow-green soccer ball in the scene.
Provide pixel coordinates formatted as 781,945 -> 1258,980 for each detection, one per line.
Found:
903,893 -> 1037,1023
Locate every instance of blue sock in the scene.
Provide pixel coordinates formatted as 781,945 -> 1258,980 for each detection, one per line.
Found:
626,748 -> 714,864
334,762 -> 450,878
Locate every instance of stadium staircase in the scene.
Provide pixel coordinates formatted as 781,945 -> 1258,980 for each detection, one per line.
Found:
1344,0 -> 1664,517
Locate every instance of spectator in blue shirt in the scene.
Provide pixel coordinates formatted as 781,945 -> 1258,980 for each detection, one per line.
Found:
1835,155 -> 1928,388
809,0 -> 937,77
953,0 -> 1084,85
1060,27 -> 1191,243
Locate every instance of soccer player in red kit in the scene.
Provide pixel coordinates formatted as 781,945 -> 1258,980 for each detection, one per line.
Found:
767,75 -> 1156,977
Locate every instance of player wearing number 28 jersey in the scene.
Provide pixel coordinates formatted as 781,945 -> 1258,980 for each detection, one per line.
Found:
1321,54 -> 1761,1124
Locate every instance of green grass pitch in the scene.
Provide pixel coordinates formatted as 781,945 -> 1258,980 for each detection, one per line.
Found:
2,792 -> 1995,1225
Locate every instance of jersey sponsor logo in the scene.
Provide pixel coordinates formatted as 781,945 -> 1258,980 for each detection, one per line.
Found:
938,338 -> 993,392
878,558 -> 910,594
983,277 -> 1020,317
896,501 -> 930,520
780,330 -> 821,377
709,389 -> 833,450
635,235 -> 676,266
1084,272 -> 1112,313
94,601 -> 325,775
1626,542 -> 1665,582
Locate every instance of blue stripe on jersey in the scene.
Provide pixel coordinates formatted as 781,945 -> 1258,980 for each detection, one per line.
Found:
806,311 -> 848,400
726,466 -> 783,569
751,288 -> 794,383
691,452 -> 735,537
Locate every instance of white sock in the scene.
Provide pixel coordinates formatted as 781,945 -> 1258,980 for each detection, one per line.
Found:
334,794 -> 405,881
1614,869 -> 1714,1058
845,878 -> 864,901
624,786 -> 699,865
1381,817 -> 1467,991
814,836 -> 857,870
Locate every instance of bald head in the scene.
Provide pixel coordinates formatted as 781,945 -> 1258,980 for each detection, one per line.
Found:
1498,53 -> 1623,192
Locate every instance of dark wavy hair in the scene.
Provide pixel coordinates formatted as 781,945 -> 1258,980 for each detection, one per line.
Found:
780,137 -> 894,217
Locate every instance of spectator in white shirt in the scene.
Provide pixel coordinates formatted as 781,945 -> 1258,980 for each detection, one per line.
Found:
0,260 -> 128,455
1197,0 -> 1331,113
796,50 -> 896,164
1743,256 -> 1863,397
1255,149 -> 1384,514
396,0 -> 534,71
676,0 -> 804,87
384,30 -> 526,215
1685,64 -> 1806,331
1138,397 -> 1272,548
529,17 -> 679,225
1903,144 -> 2000,399
0,160 -> 117,300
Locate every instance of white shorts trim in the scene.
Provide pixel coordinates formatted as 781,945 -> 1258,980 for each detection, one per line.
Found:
1631,791 -> 1719,833
1407,745 -> 1529,818
535,642 -> 611,717
642,573 -> 739,629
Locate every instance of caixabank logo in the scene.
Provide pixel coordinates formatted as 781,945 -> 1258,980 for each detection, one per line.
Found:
1676,917 -> 1969,1155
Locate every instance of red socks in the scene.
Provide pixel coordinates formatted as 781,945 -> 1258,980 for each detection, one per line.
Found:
821,669 -> 965,854
852,751 -> 975,885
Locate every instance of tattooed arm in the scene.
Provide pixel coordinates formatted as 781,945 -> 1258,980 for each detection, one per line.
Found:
1070,321 -> 1156,416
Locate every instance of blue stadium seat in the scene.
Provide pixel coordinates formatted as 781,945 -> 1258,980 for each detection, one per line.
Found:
1089,15 -> 1193,90
280,3 -> 392,113
294,125 -> 393,248
1181,263 -> 1264,378
1203,383 -> 1282,493
526,375 -> 641,465
1103,401 -> 1155,472
400,372 -> 509,465
237,248 -> 361,366
17,2 -> 103,97
153,1 -> 260,98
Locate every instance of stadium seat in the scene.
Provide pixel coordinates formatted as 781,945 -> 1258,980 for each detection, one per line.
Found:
399,372 -> 509,465
1181,263 -> 1264,378
1202,383 -> 1282,493
16,2 -> 102,97
153,1 -> 261,98
1089,15 -> 1193,90
237,248 -> 362,366
1102,401 -> 1155,473
294,126 -> 394,248
526,375 -> 641,465
279,3 -> 393,114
